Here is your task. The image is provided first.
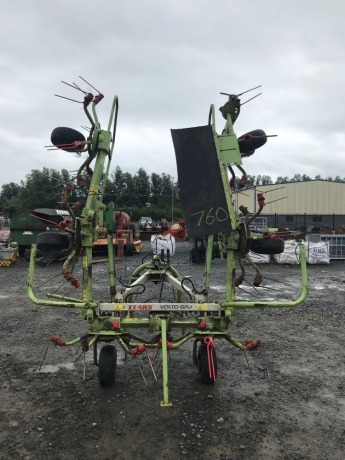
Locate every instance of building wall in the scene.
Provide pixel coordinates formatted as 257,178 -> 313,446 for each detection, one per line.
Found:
234,180 -> 345,215
257,214 -> 345,230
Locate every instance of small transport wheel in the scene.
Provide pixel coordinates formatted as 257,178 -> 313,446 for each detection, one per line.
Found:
198,343 -> 217,384
98,344 -> 117,387
248,237 -> 284,255
51,127 -> 86,152
192,339 -> 202,366
125,242 -> 134,256
36,232 -> 70,253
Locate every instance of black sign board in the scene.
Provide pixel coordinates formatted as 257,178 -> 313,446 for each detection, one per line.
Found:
171,125 -> 231,238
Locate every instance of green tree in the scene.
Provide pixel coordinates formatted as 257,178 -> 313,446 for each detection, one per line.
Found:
289,173 -> 302,182
0,182 -> 22,215
246,175 -> 255,186
301,174 -> 311,181
150,173 -> 163,205
160,174 -> 173,201
261,175 -> 273,185
255,175 -> 273,185
133,168 -> 151,207
22,168 -> 75,210
275,176 -> 289,184
122,172 -> 135,205
106,166 -> 126,206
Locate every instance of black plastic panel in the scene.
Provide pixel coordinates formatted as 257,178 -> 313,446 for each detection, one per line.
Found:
171,125 -> 231,238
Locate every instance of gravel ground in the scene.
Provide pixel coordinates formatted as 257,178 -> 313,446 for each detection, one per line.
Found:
0,241 -> 345,460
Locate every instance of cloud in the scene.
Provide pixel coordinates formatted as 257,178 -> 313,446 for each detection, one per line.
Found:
1,0 -> 344,187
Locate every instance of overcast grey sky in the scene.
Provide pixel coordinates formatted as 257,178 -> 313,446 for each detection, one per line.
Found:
1,0 -> 344,188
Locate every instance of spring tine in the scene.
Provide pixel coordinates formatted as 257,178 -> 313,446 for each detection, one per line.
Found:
74,344 -> 82,355
79,76 -> 102,94
237,284 -> 259,298
235,191 -> 250,197
72,82 -> 89,94
146,352 -> 158,381
149,346 -> 160,364
74,349 -> 83,365
243,277 -> 263,296
44,141 -> 82,148
259,285 -> 283,293
135,358 -> 148,386
83,352 -> 86,381
46,282 -> 66,298
242,350 -> 252,376
256,186 -> 286,194
35,272 -> 62,289
39,340 -> 51,371
265,197 -> 288,206
52,178 -> 75,189
259,347 -> 270,378
54,94 -> 83,104
155,361 -> 163,378
61,80 -> 87,94
61,287 -> 77,299
236,85 -> 262,96
261,275 -> 290,286
240,93 -> 262,105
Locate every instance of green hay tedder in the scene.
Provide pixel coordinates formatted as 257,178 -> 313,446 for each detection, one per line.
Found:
28,79 -> 308,406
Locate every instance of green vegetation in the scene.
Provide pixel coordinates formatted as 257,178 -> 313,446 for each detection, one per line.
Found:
1,167 -> 344,220
0,166 -> 182,221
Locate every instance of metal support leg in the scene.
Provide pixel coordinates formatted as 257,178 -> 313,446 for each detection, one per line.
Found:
160,317 -> 172,407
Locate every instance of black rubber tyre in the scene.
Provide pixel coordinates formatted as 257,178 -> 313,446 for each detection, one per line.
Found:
238,129 -> 267,157
36,232 -> 70,253
51,127 -> 86,152
190,248 -> 205,264
98,345 -> 117,387
249,238 -> 285,255
129,223 -> 136,240
126,242 -> 134,256
198,343 -> 217,384
18,245 -> 27,257
193,339 -> 201,367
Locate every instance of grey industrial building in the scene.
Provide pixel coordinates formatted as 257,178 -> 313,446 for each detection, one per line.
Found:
234,180 -> 345,231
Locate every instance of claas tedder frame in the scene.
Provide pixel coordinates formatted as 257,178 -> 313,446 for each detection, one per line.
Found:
28,79 -> 308,406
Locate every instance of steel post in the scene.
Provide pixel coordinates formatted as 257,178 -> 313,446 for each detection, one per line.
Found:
159,317 -> 172,407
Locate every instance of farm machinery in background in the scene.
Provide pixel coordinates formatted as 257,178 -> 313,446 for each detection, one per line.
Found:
0,212 -> 18,267
0,221 -> 18,267
139,217 -> 187,242
93,210 -> 142,256
10,208 -> 71,258
27,79 -> 308,407
1,208 -> 70,267
9,206 -> 140,261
